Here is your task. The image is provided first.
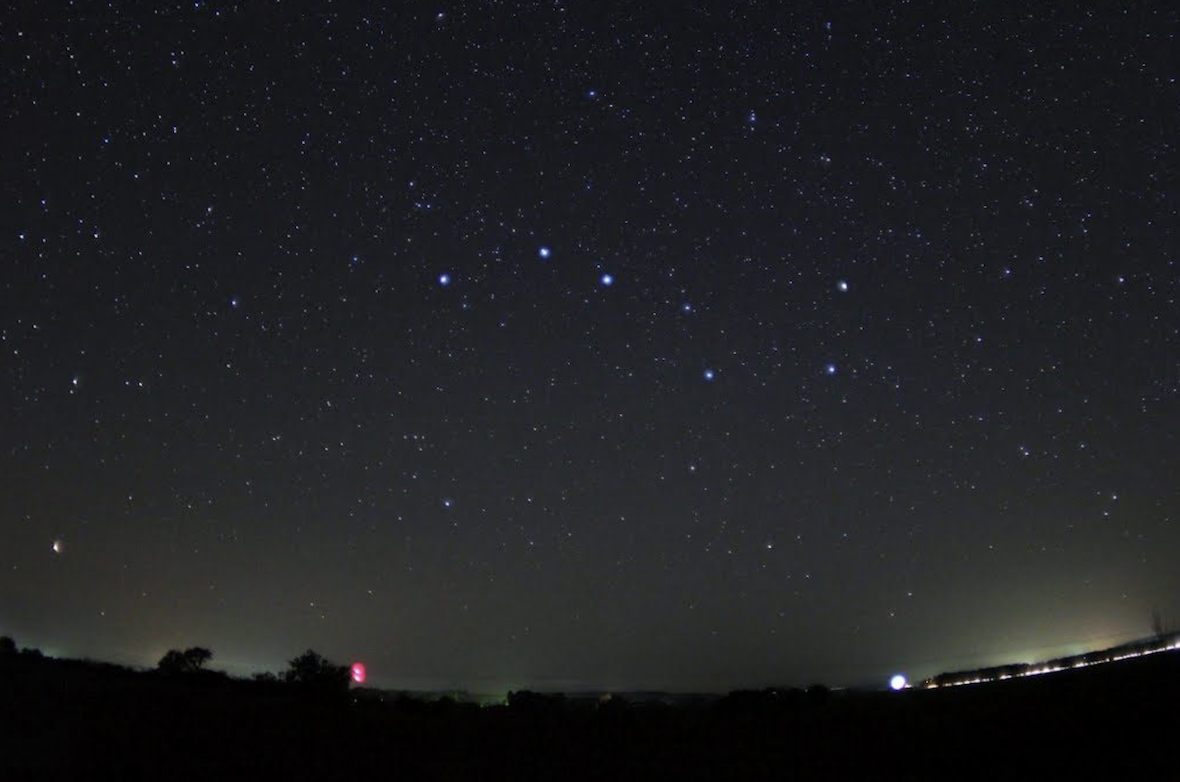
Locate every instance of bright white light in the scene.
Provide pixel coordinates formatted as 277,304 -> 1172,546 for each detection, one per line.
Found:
837,280 -> 849,292
52,539 -> 63,554
538,246 -> 551,259
600,273 -> 614,287
890,674 -> 907,691
438,273 -> 451,286
703,368 -> 715,381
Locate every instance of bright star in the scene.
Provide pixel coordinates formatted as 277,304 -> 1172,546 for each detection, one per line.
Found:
439,273 -> 451,286
703,368 -> 716,381
600,274 -> 614,287
538,246 -> 551,259
824,363 -> 837,375
837,280 -> 849,292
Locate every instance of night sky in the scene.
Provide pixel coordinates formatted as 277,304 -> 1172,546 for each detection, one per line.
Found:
2,3 -> 1178,693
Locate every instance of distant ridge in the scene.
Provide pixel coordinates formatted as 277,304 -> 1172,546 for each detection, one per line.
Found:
921,632 -> 1180,689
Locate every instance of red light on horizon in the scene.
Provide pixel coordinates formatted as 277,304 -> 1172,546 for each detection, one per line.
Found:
351,662 -> 366,684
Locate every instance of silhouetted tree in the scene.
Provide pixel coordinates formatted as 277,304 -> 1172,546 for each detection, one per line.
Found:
185,646 -> 212,669
157,646 -> 214,674
284,649 -> 350,694
0,636 -> 16,656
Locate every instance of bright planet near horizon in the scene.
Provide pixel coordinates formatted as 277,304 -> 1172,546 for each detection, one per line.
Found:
890,675 -> 907,691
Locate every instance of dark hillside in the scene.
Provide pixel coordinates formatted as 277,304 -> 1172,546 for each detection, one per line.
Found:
3,649 -> 1179,780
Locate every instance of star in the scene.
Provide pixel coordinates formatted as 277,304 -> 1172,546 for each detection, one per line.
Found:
824,363 -> 837,375
438,273 -> 451,286
538,246 -> 551,259
703,368 -> 716,381
600,273 -> 614,287
836,280 -> 849,292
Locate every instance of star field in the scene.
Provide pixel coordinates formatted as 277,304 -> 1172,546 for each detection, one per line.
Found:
1,2 -> 1178,691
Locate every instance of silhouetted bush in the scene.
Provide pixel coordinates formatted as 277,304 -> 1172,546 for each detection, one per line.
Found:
0,636 -> 16,656
284,649 -> 350,695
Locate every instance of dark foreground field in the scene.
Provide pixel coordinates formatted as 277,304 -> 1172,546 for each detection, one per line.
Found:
3,650 -> 1179,780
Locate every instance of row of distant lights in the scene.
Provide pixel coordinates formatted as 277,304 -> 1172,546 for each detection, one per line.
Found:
890,638 -> 1180,692
350,643 -> 1180,697
439,248 -> 848,380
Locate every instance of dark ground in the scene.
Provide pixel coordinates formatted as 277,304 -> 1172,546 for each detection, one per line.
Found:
3,649 -> 1178,780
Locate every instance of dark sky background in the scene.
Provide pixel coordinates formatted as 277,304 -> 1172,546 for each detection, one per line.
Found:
2,2 -> 1178,693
